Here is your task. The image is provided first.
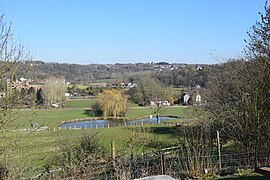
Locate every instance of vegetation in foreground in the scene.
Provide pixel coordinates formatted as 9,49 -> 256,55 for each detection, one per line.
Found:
0,125 -> 178,178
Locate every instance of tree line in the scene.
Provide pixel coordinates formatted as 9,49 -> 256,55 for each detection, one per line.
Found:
22,60 -> 213,88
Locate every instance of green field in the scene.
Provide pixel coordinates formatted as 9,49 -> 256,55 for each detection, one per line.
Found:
0,99 -> 262,179
8,104 -> 192,130
125,106 -> 192,120
1,125 -> 178,177
63,99 -> 96,108
1,99 -> 196,178
9,109 -> 92,129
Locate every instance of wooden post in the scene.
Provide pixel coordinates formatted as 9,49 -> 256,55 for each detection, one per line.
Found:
108,124 -> 110,128
160,153 -> 165,175
217,130 -> 222,171
111,141 -> 116,171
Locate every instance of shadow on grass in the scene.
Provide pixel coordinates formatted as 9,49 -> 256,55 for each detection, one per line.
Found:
82,110 -> 101,117
149,126 -> 176,135
82,110 -> 92,116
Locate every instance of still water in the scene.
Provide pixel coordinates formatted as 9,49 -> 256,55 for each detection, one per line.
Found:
59,116 -> 173,129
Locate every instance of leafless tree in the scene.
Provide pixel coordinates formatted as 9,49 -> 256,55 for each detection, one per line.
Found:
205,1 -> 270,166
0,12 -> 32,179
42,76 -> 66,107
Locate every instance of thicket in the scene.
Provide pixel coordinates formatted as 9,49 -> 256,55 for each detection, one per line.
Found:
205,0 -> 270,166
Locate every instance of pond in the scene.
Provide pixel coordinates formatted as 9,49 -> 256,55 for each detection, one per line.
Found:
59,116 -> 173,129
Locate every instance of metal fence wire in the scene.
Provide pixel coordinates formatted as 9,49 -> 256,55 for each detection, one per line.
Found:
34,148 -> 270,179
111,149 -> 269,180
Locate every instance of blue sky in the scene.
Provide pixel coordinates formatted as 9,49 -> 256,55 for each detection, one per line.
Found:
2,0 -> 266,64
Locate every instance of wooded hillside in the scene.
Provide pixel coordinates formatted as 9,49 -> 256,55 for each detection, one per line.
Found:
23,61 -> 212,87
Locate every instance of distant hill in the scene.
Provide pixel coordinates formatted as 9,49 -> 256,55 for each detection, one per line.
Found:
22,61 -> 211,87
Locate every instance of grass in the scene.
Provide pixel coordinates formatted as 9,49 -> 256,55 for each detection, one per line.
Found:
68,84 -> 88,89
0,100 -> 195,178
1,102 -> 262,179
8,109 -> 92,129
7,105 -> 191,129
125,106 -> 192,120
77,85 -> 88,89
1,125 -> 178,176
215,169 -> 268,179
62,99 -> 96,108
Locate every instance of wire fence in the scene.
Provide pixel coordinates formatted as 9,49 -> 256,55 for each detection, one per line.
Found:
34,147 -> 270,179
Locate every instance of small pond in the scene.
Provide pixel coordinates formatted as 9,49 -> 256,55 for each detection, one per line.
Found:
59,116 -> 173,129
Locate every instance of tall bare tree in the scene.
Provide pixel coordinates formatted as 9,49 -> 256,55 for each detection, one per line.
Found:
42,76 -> 66,106
245,0 -> 270,58
0,12 -> 32,179
0,14 -> 31,129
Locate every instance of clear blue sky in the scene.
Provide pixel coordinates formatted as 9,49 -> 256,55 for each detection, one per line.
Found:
2,0 -> 266,64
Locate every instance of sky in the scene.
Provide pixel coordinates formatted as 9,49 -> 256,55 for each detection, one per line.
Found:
1,0 -> 267,64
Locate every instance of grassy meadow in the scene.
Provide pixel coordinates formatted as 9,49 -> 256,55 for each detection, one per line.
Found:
1,99 -> 263,179
62,99 -> 96,108
1,125 -> 178,177
8,98 -> 192,129
0,98 -> 192,177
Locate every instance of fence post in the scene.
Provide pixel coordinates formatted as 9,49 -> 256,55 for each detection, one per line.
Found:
217,130 -> 222,171
160,152 -> 165,175
111,141 -> 116,174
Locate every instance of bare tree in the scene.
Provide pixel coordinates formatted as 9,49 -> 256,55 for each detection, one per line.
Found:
0,13 -> 32,179
0,14 -> 31,128
42,76 -> 66,107
204,1 -> 270,167
245,0 -> 270,58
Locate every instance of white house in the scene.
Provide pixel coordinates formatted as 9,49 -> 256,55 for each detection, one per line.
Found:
150,99 -> 171,107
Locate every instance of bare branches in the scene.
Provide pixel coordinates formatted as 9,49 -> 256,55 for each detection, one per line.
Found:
245,0 -> 270,58
0,13 -> 31,128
